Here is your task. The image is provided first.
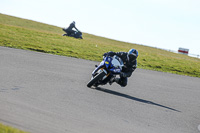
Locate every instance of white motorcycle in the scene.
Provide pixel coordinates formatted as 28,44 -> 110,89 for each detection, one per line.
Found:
87,55 -> 124,88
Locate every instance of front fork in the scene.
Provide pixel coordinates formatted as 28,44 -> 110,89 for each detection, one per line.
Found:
92,67 -> 111,84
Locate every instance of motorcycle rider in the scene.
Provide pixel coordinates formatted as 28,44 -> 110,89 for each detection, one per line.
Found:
103,48 -> 138,87
63,21 -> 80,36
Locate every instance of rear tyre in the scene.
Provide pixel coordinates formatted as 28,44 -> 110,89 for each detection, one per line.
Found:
87,71 -> 106,88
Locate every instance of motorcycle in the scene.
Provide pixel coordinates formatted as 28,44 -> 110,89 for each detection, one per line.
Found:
62,28 -> 83,39
87,55 -> 124,88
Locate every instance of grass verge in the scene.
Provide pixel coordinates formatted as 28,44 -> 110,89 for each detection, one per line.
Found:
0,13 -> 200,77
0,123 -> 28,133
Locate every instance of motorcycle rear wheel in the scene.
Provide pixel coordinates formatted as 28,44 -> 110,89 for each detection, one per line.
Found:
87,71 -> 106,88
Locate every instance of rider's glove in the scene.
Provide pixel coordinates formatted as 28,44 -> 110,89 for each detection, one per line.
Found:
103,53 -> 107,57
103,51 -> 115,57
107,51 -> 115,56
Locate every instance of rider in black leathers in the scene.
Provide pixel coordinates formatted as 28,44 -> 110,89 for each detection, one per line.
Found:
103,49 -> 138,87
64,21 -> 79,36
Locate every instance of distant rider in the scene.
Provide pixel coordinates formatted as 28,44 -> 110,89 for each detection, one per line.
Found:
103,49 -> 138,87
63,21 -> 79,36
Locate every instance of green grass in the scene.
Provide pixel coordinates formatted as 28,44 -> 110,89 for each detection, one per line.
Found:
0,123 -> 28,133
0,13 -> 200,77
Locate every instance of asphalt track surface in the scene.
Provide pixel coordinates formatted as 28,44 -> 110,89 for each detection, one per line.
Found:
0,46 -> 200,133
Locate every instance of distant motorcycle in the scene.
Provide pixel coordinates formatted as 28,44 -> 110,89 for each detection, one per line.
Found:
87,55 -> 124,88
62,28 -> 83,39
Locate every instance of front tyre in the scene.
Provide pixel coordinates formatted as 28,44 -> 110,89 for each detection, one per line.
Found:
87,71 -> 106,88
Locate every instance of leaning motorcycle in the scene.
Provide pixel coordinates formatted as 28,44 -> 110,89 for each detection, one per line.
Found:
87,55 -> 124,88
62,28 -> 83,39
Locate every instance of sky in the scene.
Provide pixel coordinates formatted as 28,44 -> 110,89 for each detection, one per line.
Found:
0,0 -> 200,56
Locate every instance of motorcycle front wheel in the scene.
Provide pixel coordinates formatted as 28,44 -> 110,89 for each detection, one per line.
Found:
87,71 -> 106,88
